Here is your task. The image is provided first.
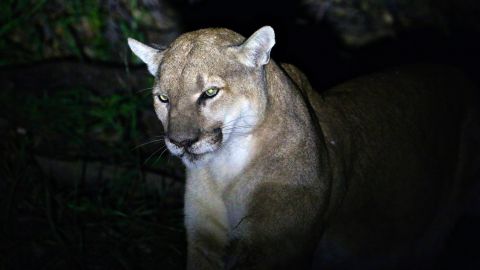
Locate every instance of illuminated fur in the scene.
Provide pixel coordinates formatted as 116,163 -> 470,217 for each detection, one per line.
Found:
129,26 -> 477,269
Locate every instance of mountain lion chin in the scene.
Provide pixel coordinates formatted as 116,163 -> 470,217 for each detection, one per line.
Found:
181,151 -> 214,168
181,141 -> 222,168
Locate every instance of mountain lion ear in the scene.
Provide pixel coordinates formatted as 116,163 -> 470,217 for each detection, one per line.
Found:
127,38 -> 164,76
237,26 -> 275,68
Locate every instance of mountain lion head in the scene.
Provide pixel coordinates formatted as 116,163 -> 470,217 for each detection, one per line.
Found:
128,27 -> 275,167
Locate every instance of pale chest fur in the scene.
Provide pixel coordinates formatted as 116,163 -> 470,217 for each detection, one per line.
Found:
209,134 -> 256,185
184,134 -> 257,242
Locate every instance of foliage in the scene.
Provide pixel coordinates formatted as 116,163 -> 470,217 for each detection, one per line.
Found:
0,0 -> 156,64
0,83 -> 185,269
0,0 -> 185,266
0,130 -> 185,270
3,87 -> 134,154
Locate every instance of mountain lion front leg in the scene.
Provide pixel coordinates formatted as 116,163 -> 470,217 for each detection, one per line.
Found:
224,183 -> 322,270
186,228 -> 226,270
185,172 -> 229,270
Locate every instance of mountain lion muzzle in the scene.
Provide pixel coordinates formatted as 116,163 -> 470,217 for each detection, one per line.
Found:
128,26 -> 478,269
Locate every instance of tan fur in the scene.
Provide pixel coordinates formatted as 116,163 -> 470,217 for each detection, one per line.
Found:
128,27 -> 477,269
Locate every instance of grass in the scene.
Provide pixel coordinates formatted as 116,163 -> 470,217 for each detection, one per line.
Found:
0,0 -> 154,65
0,83 -> 186,269
0,2 -> 186,266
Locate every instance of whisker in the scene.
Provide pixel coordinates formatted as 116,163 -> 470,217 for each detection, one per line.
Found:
221,127 -> 255,133
222,123 -> 255,128
136,87 -> 154,93
221,125 -> 254,131
221,123 -> 255,130
153,147 -> 170,165
132,138 -> 165,150
222,130 -> 251,135
221,131 -> 252,137
144,145 -> 167,165
221,115 -> 257,127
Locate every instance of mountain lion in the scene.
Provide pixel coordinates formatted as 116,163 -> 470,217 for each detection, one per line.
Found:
128,26 -> 478,269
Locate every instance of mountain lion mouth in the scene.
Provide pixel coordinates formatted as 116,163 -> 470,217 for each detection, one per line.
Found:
179,144 -> 215,167
181,151 -> 201,161
166,129 -> 223,165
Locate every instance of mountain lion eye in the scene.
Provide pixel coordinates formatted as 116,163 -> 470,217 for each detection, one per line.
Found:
202,87 -> 219,98
157,94 -> 169,103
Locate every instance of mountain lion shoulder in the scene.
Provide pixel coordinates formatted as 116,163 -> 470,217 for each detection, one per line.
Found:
128,26 -> 478,269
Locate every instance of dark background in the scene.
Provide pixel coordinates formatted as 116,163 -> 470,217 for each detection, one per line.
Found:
1,0 -> 479,269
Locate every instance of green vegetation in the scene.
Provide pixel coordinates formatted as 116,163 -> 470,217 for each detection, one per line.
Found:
0,2 -> 185,269
0,0 -> 154,64
0,84 -> 186,269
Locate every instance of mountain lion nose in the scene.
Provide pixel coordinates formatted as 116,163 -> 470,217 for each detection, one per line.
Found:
168,132 -> 199,148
